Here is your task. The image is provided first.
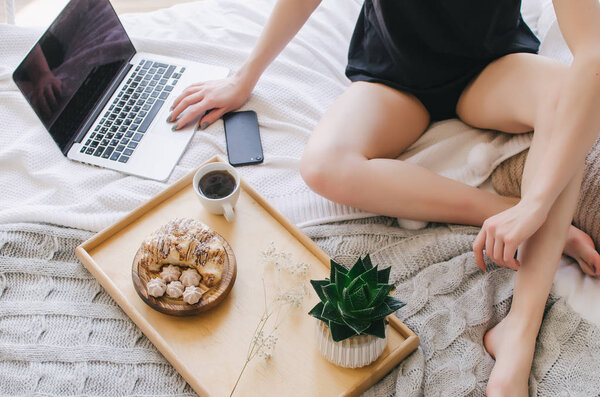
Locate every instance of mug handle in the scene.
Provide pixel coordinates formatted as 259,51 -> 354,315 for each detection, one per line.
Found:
223,202 -> 235,222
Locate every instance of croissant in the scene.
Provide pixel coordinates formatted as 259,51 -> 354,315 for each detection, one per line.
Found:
137,218 -> 226,288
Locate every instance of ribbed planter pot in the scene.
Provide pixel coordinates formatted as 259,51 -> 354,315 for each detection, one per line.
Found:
314,320 -> 388,368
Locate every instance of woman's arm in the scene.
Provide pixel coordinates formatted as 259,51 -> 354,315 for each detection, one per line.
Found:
473,0 -> 600,270
169,0 -> 322,129
521,0 -> 600,211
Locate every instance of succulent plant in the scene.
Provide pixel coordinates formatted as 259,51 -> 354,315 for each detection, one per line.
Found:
308,254 -> 405,342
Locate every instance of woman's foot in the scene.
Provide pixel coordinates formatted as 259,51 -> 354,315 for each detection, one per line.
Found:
564,226 -> 600,277
483,315 -> 536,397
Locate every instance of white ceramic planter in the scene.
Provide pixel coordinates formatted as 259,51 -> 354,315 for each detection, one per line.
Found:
314,320 -> 388,368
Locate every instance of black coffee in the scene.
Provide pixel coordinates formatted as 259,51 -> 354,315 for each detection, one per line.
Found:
199,171 -> 236,199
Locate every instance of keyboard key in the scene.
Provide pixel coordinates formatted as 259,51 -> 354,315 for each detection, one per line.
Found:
133,92 -> 141,98
128,142 -> 138,149
157,68 -> 166,75
124,119 -> 132,126
124,149 -> 133,156
138,99 -> 164,133
137,99 -> 146,106
157,85 -> 165,91
116,145 -> 125,152
101,146 -> 114,159
159,92 -> 169,100
100,127 -> 108,133
119,126 -> 127,133
133,106 -> 141,112
180,67 -> 186,73
164,86 -> 174,92
111,139 -> 119,146
85,139 -> 91,145
90,133 -> 96,139
164,65 -> 175,79
143,104 -> 151,111
114,107 -> 122,113
149,67 -> 157,74
86,147 -> 94,155
144,86 -> 153,93
153,62 -> 168,68
149,80 -> 157,87
94,125 -> 100,131
118,101 -> 126,107
127,113 -> 135,119
123,134 -> 132,141
128,99 -> 136,106
94,147 -> 105,156
148,98 -> 155,104
109,105 -> 114,111
159,79 -> 168,85
110,126 -> 118,132
134,76 -> 142,82
118,155 -> 129,163
106,133 -> 114,139
143,60 -> 152,69
173,73 -> 181,79
104,111 -> 110,117
104,121 -> 113,127
80,146 -> 87,153
132,133 -> 143,142
124,106 -> 132,112
127,78 -> 132,84
135,66 -> 140,71
114,119 -> 122,125
139,111 -> 147,117
115,133 -> 123,139
101,139 -> 110,146
90,141 -> 99,148
130,124 -> 139,131
110,151 -> 120,161
153,74 -> 161,80
122,94 -> 130,100
134,117 -> 143,124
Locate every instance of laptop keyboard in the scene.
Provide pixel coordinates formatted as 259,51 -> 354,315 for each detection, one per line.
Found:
79,59 -> 184,163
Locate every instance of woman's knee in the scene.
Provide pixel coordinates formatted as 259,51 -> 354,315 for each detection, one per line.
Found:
300,144 -> 361,203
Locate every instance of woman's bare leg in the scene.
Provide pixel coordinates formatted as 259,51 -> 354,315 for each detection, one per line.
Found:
457,52 -> 590,395
301,81 -> 519,226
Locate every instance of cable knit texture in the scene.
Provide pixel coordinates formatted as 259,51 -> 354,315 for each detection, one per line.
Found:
2,221 -> 600,396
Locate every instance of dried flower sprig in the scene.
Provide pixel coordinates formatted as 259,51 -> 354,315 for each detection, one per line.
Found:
229,244 -> 311,397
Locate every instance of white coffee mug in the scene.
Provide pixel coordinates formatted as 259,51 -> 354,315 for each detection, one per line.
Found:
193,162 -> 240,222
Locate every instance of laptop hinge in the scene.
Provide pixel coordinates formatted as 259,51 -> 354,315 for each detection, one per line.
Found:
64,61 -> 134,155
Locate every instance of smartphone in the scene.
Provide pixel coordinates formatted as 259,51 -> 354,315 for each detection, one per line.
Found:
223,110 -> 264,166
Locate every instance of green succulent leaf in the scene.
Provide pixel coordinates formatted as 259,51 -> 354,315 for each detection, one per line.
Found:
342,317 -> 371,335
321,301 -> 344,324
322,283 -> 339,303
368,284 -> 395,308
347,257 -> 367,280
362,254 -> 374,270
310,279 -> 329,302
329,259 -> 348,283
347,306 -> 375,319
377,266 -> 392,284
346,276 -> 365,294
369,302 -> 396,319
349,286 -> 369,310
384,296 -> 406,312
330,321 -> 357,342
363,319 -> 387,339
335,270 -> 351,295
308,302 -> 327,323
358,265 -> 378,290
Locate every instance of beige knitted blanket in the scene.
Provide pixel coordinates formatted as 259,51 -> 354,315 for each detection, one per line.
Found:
2,221 -> 599,396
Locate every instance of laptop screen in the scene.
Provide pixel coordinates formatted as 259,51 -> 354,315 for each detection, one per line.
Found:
13,0 -> 135,152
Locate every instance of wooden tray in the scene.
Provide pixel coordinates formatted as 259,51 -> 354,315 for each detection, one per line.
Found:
75,156 -> 419,397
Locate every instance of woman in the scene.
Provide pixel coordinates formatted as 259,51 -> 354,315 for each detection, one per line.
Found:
168,0 -> 600,394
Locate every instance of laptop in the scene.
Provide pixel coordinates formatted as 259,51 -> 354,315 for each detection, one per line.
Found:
13,0 -> 229,181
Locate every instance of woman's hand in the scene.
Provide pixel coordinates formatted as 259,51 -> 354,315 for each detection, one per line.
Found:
473,199 -> 550,271
168,74 -> 254,130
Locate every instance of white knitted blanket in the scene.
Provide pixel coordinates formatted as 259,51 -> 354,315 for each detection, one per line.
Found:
0,0 -> 536,232
2,221 -> 599,396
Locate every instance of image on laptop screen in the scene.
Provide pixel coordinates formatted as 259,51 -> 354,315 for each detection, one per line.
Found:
13,0 -> 135,151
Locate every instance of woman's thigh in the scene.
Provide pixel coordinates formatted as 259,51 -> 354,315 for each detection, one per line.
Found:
456,53 -> 568,133
303,81 -> 430,163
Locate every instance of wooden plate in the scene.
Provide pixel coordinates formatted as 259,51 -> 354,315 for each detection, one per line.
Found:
131,230 -> 236,316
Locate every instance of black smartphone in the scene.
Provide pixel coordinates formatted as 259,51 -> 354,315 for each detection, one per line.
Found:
223,110 -> 264,166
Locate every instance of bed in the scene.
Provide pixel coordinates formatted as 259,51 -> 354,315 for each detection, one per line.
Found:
1,0 -> 599,395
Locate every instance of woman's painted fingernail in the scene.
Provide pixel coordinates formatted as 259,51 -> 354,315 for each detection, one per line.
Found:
167,114 -> 172,123
171,124 -> 178,131
200,122 -> 208,130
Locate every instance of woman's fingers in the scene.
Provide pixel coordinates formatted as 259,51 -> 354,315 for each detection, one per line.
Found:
172,101 -> 209,130
473,229 -> 487,271
485,231 -> 495,268
493,238 -> 505,268
170,90 -> 205,122
171,85 -> 204,113
198,108 -> 227,130
503,240 -> 520,270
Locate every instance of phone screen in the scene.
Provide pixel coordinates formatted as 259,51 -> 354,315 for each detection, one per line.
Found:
223,110 -> 264,166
